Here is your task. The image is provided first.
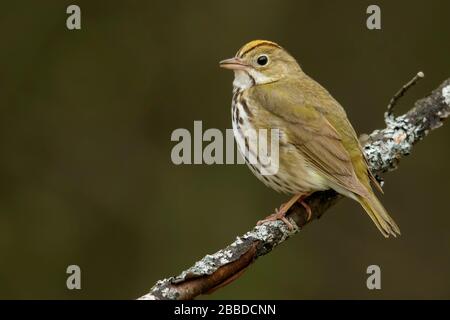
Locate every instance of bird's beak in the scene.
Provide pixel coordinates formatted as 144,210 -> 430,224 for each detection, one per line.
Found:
219,57 -> 248,70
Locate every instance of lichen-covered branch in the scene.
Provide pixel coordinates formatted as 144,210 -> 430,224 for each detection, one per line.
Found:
139,76 -> 450,300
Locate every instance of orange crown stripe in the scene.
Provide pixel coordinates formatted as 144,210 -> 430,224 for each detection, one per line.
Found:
236,40 -> 282,57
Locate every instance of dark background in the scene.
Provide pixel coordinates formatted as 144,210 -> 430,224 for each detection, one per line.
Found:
0,1 -> 449,299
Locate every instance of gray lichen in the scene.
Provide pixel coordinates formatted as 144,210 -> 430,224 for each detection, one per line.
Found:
364,79 -> 450,174
443,85 -> 450,106
138,278 -> 180,300
364,114 -> 417,173
172,220 -> 297,281
140,220 -> 298,300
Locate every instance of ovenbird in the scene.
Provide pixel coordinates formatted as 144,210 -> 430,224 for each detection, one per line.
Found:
220,40 -> 400,237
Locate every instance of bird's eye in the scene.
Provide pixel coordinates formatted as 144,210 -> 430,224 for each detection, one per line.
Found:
256,55 -> 269,66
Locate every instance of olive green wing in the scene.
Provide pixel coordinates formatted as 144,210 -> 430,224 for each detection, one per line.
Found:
247,79 -> 370,197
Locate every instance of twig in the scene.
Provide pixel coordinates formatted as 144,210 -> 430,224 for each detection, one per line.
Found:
140,77 -> 450,300
385,71 -> 425,122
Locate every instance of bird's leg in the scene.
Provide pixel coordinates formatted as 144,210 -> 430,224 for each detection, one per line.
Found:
297,193 -> 312,221
257,193 -> 303,230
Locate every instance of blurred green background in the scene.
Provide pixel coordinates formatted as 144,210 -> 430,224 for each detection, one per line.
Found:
0,0 -> 449,299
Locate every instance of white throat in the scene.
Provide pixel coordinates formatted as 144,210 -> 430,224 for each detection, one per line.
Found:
233,70 -> 254,90
232,70 -> 274,90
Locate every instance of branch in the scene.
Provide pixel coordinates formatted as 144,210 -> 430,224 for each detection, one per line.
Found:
139,75 -> 450,300
385,71 -> 424,121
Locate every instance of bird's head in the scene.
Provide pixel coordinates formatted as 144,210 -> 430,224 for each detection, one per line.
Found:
219,40 -> 302,89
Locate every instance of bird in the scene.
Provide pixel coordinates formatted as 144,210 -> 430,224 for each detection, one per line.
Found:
219,40 -> 400,237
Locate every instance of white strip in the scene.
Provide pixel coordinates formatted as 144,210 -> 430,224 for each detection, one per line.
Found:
442,85 -> 450,106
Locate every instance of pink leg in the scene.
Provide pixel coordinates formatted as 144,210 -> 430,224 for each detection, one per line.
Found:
257,193 -> 303,230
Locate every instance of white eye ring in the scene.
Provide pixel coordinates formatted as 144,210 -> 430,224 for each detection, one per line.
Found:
256,54 -> 269,66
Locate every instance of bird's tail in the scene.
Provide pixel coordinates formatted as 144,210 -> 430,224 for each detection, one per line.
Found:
357,193 -> 401,238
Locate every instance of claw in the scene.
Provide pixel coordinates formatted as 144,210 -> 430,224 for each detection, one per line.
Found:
257,206 -> 294,230
256,193 -> 313,230
300,200 -> 312,221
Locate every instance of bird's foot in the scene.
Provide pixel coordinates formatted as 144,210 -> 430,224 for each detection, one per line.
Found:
257,204 -> 294,230
256,193 -> 312,230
